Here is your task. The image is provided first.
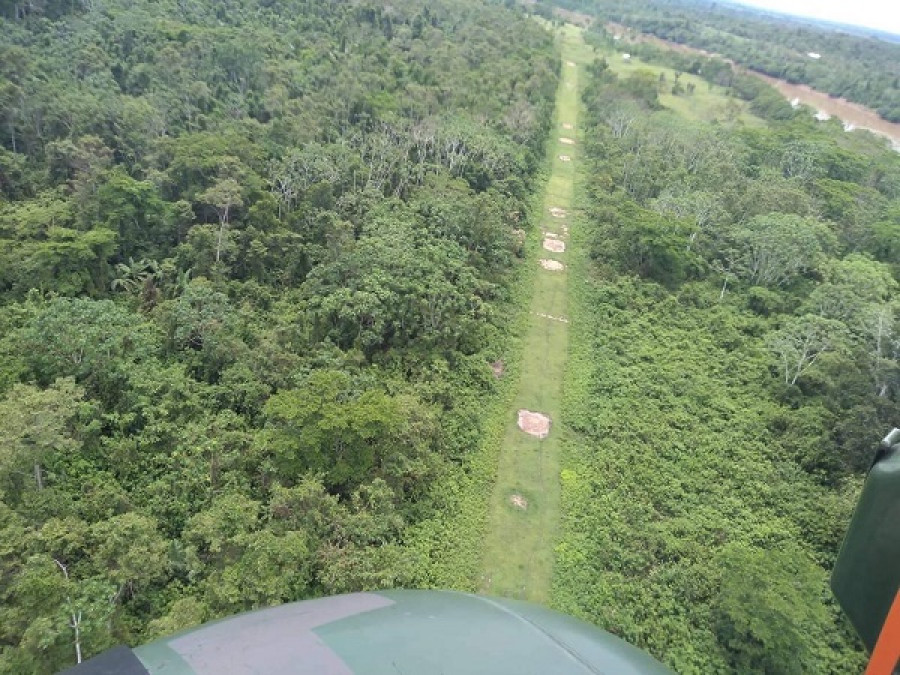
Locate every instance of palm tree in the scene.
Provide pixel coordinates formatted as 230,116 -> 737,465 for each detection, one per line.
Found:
111,258 -> 160,294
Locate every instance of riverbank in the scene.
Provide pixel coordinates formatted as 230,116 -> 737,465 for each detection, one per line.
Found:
607,21 -> 900,148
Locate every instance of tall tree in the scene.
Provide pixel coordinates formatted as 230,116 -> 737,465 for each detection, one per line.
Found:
767,314 -> 848,386
199,177 -> 243,264
0,379 -> 83,498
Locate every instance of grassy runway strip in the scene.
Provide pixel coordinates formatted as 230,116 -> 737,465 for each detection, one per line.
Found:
478,26 -> 591,605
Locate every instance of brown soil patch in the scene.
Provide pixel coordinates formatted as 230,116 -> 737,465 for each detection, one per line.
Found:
543,238 -> 566,253
562,123 -> 573,130
490,359 -> 504,378
549,207 -> 567,218
540,259 -> 565,271
510,494 -> 528,510
559,137 -> 575,145
536,312 -> 569,323
517,409 -> 551,439
559,154 -> 571,162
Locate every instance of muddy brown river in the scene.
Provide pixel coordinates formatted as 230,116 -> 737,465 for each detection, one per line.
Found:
752,74 -> 900,148
606,22 -> 900,149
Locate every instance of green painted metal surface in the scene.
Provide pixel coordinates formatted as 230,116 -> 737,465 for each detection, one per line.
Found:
831,429 -> 900,651
317,590 -> 671,674
133,590 -> 672,674
133,640 -> 194,675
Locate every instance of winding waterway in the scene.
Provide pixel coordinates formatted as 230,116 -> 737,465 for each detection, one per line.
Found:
753,73 -> 900,148
607,22 -> 900,149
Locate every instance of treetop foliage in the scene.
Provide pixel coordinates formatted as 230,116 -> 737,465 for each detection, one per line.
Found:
0,0 -> 559,670
552,37 -> 898,672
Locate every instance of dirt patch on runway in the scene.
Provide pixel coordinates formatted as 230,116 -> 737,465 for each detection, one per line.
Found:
517,410 -> 551,439
543,238 -> 566,253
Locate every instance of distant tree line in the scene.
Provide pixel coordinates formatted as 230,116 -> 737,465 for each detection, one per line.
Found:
542,0 -> 900,122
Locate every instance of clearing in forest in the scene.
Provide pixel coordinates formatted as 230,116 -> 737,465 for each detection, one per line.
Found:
543,238 -> 566,253
605,50 -> 764,126
479,24 -> 589,604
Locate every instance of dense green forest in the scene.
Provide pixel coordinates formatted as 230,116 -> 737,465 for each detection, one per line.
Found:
542,0 -> 900,122
554,48 -> 898,672
2,0 -> 900,671
0,0 -> 558,670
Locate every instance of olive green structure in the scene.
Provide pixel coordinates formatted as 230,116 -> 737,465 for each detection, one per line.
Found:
65,590 -> 672,674
831,429 -> 900,651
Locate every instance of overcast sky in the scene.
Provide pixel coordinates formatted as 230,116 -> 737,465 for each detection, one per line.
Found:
734,0 -> 900,35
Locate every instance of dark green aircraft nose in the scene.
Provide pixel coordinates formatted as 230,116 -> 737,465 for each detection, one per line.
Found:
62,589 -> 672,674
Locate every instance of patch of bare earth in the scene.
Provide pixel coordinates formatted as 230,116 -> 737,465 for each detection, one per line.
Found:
517,410 -> 551,439
559,154 -> 571,162
491,359 -> 504,378
510,494 -> 528,510
549,207 -> 567,218
540,259 -> 564,271
536,313 -> 569,323
562,123 -> 573,130
543,238 -> 565,253
559,137 -> 575,145
566,60 -> 576,67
